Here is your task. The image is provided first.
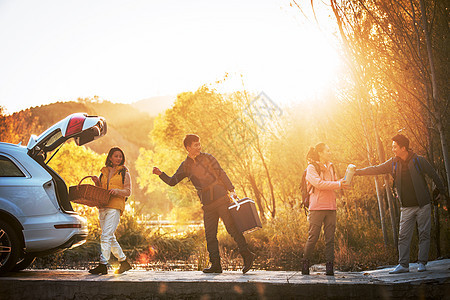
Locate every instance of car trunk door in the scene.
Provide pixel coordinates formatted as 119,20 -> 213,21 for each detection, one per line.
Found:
27,113 -> 107,158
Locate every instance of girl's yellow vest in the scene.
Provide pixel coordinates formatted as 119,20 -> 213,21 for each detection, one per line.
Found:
100,165 -> 127,213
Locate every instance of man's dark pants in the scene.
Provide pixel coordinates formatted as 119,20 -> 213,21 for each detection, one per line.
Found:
202,196 -> 248,261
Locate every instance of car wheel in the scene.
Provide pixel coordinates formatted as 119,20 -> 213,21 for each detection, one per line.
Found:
0,220 -> 21,274
11,253 -> 36,272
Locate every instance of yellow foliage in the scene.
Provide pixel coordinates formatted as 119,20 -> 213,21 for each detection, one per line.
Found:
47,141 -> 106,186
47,141 -> 106,220
0,106 -> 42,144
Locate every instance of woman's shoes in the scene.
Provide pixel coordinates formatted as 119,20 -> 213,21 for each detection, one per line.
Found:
89,261 -> 132,275
115,260 -> 132,274
89,263 -> 108,275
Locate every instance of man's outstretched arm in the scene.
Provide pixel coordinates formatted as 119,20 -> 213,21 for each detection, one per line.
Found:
153,163 -> 187,186
355,158 -> 394,176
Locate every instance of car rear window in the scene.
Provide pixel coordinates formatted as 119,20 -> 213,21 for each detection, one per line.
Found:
0,155 -> 26,177
42,129 -> 63,151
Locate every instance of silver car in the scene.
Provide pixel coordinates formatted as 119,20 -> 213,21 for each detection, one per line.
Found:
0,113 -> 107,273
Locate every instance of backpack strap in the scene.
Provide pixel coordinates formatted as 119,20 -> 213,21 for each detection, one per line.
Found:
413,156 -> 427,184
413,156 -> 422,174
310,162 -> 322,176
391,160 -> 399,181
331,163 -> 339,180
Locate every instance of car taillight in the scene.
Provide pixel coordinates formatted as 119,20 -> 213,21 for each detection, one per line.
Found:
65,115 -> 85,136
54,224 -> 82,229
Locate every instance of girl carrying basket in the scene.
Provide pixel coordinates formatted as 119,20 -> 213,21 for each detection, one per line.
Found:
89,147 -> 132,275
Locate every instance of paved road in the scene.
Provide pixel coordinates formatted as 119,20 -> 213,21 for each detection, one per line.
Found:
1,259 -> 449,299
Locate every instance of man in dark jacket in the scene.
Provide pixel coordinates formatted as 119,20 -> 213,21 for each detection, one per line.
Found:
153,134 -> 255,274
355,134 -> 447,274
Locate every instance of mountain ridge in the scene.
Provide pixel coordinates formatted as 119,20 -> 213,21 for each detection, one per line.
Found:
132,95 -> 176,116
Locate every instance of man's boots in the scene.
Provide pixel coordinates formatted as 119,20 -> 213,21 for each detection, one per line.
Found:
203,258 -> 222,273
241,249 -> 255,274
88,263 -> 108,275
301,259 -> 310,275
326,262 -> 334,276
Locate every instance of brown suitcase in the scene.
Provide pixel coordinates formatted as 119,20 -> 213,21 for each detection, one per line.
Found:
228,197 -> 262,234
69,176 -> 110,207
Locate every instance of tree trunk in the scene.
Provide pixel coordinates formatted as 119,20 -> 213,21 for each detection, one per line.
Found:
438,125 -> 450,213
361,119 -> 389,246
375,133 -> 398,247
384,174 -> 398,247
329,0 -> 390,245
248,174 -> 266,221
374,176 -> 389,246
432,200 -> 441,258
253,138 -> 276,218
419,0 -> 450,205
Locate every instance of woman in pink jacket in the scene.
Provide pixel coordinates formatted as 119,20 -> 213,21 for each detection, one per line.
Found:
302,143 -> 348,276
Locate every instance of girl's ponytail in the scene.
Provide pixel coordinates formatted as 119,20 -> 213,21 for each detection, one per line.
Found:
306,147 -> 318,163
306,143 -> 326,163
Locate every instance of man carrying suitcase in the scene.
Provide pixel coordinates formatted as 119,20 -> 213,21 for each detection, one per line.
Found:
152,134 -> 255,274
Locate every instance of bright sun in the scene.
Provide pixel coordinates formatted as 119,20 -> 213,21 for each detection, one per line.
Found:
211,26 -> 342,107
0,0 -> 342,113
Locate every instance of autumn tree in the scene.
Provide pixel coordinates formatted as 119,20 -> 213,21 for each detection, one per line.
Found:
136,83 -> 285,221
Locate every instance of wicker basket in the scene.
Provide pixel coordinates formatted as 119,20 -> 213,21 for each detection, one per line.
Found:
69,176 -> 110,207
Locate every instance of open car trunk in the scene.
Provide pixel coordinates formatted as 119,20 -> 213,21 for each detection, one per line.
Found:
27,113 -> 107,212
37,158 -> 74,212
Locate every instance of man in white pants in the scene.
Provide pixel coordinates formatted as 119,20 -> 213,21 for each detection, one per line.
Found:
355,134 -> 447,274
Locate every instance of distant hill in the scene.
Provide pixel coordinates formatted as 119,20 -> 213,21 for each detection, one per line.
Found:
132,95 -> 176,116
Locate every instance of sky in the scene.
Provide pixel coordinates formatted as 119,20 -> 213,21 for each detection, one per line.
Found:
0,0 -> 342,114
